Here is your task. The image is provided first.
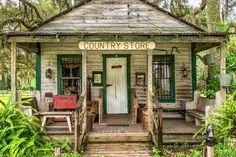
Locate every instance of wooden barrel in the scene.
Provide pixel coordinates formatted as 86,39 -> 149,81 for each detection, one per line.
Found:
87,112 -> 94,132
142,109 -> 148,131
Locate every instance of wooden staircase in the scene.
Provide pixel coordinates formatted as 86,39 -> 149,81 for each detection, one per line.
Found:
84,133 -> 153,157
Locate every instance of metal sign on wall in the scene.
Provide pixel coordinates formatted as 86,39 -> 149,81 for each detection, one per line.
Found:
78,42 -> 156,50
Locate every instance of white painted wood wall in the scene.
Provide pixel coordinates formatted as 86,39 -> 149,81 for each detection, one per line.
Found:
40,43 -> 192,108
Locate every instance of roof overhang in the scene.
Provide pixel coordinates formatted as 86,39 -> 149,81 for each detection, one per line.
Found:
0,32 -> 228,53
2,32 -> 228,43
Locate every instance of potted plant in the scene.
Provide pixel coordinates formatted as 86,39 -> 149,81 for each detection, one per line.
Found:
204,54 -> 214,65
219,74 -> 233,87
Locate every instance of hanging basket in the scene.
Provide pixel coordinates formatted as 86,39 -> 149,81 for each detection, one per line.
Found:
204,54 -> 214,65
219,74 -> 233,87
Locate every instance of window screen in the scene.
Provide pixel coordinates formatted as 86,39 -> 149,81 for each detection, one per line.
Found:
152,55 -> 175,102
59,57 -> 81,95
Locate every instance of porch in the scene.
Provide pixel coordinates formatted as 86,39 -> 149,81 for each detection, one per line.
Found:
42,116 -> 203,144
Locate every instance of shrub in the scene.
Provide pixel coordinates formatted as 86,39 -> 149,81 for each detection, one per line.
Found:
0,96 -> 53,157
215,143 -> 236,157
204,92 -> 236,143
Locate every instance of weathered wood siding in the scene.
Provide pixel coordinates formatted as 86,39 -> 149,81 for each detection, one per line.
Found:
34,0 -> 202,34
40,43 -> 82,97
40,43 -> 192,107
153,44 -> 193,105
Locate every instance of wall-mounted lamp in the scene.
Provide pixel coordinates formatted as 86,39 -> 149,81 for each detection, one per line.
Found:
45,60 -> 53,79
171,47 -> 180,54
46,68 -> 53,79
182,62 -> 188,78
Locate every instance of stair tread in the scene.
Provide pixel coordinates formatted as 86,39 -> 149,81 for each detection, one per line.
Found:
85,141 -> 153,157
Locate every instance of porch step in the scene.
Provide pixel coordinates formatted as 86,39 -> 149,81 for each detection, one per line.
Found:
163,112 -> 185,119
163,134 -> 205,144
85,142 -> 153,157
86,133 -> 151,143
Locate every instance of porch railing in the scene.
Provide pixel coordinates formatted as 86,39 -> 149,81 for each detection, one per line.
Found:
131,88 -> 138,124
74,91 -> 86,151
98,89 -> 103,124
150,95 -> 163,152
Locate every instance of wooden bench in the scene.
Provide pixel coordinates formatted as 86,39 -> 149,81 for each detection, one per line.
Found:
39,112 -> 73,132
185,91 -> 215,126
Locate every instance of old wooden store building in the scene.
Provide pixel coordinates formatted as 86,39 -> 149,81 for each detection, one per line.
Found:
3,0 -> 228,155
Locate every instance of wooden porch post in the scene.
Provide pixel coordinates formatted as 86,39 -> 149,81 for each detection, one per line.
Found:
11,42 -> 17,101
147,49 -> 153,131
217,42 -> 227,105
82,50 -> 87,134
220,42 -> 226,90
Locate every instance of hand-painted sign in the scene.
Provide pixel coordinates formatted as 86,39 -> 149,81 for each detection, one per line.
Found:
78,42 -> 155,50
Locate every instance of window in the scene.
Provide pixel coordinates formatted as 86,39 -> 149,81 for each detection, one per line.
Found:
58,55 -> 82,95
152,55 -> 175,102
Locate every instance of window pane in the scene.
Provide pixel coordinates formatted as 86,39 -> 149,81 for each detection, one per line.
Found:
152,56 -> 173,101
60,57 -> 81,95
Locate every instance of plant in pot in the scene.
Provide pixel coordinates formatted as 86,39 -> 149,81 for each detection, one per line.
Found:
219,73 -> 233,87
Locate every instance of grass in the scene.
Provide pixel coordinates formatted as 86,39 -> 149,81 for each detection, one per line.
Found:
0,92 -> 34,108
0,96 -> 9,108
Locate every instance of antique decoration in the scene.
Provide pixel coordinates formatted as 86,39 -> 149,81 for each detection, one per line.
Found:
136,72 -> 146,86
92,71 -> 103,86
45,68 -> 53,79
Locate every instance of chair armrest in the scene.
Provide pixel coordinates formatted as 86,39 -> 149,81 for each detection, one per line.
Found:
19,105 -> 33,116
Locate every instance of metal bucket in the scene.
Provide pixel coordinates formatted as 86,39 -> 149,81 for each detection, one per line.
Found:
219,74 -> 233,87
204,54 -> 214,65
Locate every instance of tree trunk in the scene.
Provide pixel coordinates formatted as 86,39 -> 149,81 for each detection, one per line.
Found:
207,0 -> 221,32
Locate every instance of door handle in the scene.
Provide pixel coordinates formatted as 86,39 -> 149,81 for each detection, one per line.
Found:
106,84 -> 112,87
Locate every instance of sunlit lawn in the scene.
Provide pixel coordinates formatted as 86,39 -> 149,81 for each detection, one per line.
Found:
0,96 -> 9,108
0,93 -> 33,108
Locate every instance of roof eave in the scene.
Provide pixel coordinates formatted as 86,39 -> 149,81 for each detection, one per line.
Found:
1,31 -> 229,36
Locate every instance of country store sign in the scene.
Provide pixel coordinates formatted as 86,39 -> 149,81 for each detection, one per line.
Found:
79,41 -> 155,50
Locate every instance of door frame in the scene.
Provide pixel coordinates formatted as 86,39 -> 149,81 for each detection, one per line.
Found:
102,54 -> 131,114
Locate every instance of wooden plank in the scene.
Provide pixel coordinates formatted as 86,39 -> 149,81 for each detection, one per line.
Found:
11,42 -> 17,101
54,147 -> 61,157
17,43 -> 39,53
87,133 -> 150,143
7,35 -> 226,43
31,0 -> 199,33
220,42 -> 226,75
147,50 -> 153,132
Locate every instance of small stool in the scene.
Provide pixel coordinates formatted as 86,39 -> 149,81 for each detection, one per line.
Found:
39,112 -> 73,132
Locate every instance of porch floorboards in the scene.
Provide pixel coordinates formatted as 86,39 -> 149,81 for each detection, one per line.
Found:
44,118 -> 200,135
163,119 -> 201,134
93,123 -> 144,133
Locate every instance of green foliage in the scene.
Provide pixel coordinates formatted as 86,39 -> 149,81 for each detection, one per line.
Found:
200,92 -> 236,143
215,22 -> 230,32
188,149 -> 202,157
153,145 -> 203,157
152,146 -> 161,157
215,143 -> 236,157
61,152 -> 82,157
176,152 -> 185,157
0,96 -> 52,157
202,64 -> 220,98
0,96 -> 82,156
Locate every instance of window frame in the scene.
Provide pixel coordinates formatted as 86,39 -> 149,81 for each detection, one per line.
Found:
152,55 -> 176,103
57,54 -> 82,95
